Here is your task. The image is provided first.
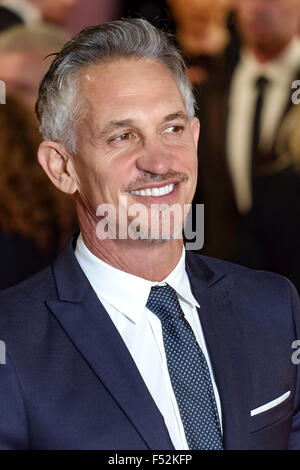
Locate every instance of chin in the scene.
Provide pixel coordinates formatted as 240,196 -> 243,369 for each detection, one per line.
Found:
128,220 -> 184,242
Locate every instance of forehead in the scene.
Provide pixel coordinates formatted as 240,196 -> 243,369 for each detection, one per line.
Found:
77,58 -> 186,122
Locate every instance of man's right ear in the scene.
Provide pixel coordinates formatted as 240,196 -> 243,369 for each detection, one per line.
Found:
37,141 -> 78,195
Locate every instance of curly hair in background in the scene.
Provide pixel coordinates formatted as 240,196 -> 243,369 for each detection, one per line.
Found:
0,94 -> 76,252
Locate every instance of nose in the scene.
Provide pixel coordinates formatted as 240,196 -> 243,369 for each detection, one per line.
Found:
135,138 -> 173,175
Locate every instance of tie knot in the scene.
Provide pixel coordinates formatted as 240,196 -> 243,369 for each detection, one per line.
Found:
255,75 -> 269,91
146,284 -> 182,321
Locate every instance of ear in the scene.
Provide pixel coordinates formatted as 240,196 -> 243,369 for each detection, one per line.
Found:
190,117 -> 200,148
37,141 -> 78,194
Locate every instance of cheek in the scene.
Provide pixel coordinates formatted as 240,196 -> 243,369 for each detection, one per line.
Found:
185,151 -> 198,187
84,161 -> 127,204
181,147 -> 198,173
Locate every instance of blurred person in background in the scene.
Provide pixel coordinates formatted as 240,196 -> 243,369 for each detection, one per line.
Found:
0,23 -> 68,110
65,0 -> 121,36
122,0 -> 170,28
0,94 -> 76,289
0,1 -> 23,31
0,0 -> 79,31
240,101 -> 300,293
193,0 -> 300,292
124,0 -> 238,85
167,0 -> 238,84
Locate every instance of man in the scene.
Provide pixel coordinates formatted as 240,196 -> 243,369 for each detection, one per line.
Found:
194,0 -> 300,291
0,18 -> 299,450
167,0 -> 235,84
0,0 -> 79,31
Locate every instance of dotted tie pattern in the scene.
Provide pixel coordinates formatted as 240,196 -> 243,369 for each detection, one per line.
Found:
146,284 -> 223,450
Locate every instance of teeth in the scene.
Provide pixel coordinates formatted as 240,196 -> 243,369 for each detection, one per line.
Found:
130,184 -> 174,197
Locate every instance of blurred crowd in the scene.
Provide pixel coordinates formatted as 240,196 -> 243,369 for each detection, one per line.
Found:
0,0 -> 299,292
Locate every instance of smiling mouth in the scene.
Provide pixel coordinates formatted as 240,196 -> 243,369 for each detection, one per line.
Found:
129,183 -> 175,197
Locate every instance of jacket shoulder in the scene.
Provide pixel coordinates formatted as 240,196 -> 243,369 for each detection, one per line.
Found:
188,250 -> 296,294
0,265 -> 57,334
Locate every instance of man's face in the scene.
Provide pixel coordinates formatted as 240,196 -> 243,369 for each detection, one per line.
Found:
168,0 -> 230,30
71,58 -> 199,241
168,0 -> 231,57
235,0 -> 300,47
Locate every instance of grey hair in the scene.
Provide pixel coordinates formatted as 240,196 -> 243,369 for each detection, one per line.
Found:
36,18 -> 196,154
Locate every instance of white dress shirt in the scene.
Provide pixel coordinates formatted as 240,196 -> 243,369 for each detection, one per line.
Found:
75,234 -> 222,450
227,38 -> 300,213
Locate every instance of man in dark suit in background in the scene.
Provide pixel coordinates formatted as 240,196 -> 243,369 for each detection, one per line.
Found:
0,18 -> 300,450
194,0 -> 300,291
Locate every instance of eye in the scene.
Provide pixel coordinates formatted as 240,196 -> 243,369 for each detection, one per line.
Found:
163,125 -> 184,135
114,132 -> 133,142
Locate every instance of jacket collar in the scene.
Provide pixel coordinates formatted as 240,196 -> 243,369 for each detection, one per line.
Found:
53,236 -> 223,302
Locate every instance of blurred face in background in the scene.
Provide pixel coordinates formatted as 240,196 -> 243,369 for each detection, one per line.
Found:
235,0 -> 300,50
167,0 -> 231,57
30,0 -> 79,25
0,50 -> 53,110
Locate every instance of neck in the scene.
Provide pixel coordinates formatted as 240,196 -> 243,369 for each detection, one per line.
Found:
82,230 -> 183,282
245,37 -> 292,64
78,206 -> 183,281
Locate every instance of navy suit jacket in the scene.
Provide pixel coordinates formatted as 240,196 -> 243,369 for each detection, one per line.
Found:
0,235 -> 300,449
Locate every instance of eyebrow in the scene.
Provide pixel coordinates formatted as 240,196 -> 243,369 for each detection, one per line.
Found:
97,119 -> 134,140
97,111 -> 189,140
163,111 -> 189,123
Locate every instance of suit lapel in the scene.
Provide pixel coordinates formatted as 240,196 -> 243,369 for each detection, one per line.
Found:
48,237 -> 252,450
47,237 -> 173,450
186,252 -> 251,449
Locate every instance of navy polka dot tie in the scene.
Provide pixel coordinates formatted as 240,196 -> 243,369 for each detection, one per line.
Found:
146,284 -> 223,450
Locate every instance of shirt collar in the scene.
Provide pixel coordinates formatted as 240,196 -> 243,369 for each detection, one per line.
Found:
240,37 -> 300,84
75,233 -> 199,324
